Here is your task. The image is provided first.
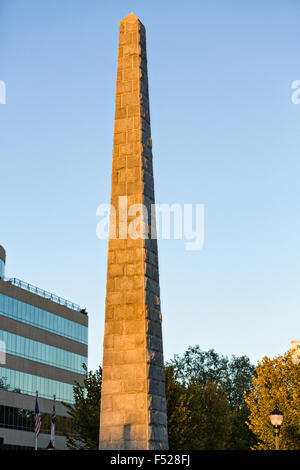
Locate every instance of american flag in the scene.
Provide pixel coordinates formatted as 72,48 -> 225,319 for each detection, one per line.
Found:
34,397 -> 42,437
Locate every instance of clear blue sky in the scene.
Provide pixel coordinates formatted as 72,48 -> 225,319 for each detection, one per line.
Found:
1,0 -> 300,372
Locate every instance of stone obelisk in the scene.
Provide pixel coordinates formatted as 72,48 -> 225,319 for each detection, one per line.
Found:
99,13 -> 168,450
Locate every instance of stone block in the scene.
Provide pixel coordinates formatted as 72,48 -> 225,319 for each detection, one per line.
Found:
101,379 -> 123,395
100,410 -> 124,426
122,379 -> 146,393
107,264 -> 124,278
125,410 -> 146,425
122,92 -> 140,107
107,291 -> 124,305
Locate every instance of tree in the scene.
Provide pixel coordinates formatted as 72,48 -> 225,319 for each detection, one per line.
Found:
229,404 -> 257,450
0,377 -> 9,391
168,346 -> 256,449
63,363 -> 102,450
245,352 -> 300,450
165,366 -> 195,449
191,381 -> 231,450
165,366 -> 231,449
169,346 -> 254,408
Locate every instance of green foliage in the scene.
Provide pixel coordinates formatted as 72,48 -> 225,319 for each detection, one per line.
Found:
166,366 -> 231,449
63,363 -> 102,450
189,380 -> 231,450
165,366 -> 195,449
0,377 -> 9,390
168,346 -> 257,449
228,404 -> 258,450
245,352 -> 300,450
169,346 -> 254,408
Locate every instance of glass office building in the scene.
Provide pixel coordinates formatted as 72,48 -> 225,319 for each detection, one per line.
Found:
0,245 -> 88,450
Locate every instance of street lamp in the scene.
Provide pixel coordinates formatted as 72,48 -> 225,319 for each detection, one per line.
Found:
269,404 -> 284,450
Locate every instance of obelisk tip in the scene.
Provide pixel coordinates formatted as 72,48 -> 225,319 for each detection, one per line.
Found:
121,12 -> 139,23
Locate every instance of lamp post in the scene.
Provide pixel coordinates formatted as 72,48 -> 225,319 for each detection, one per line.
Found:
269,405 -> 283,450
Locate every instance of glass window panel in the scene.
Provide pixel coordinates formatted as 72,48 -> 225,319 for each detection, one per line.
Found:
0,367 -> 74,403
0,330 -> 87,374
0,293 -> 87,345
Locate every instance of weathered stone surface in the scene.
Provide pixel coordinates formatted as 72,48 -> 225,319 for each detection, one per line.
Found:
99,12 -> 168,450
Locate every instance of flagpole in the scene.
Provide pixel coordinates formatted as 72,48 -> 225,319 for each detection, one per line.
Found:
35,391 -> 38,451
52,394 -> 56,449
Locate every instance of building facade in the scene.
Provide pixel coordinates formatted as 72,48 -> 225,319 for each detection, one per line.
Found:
0,245 -> 88,449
